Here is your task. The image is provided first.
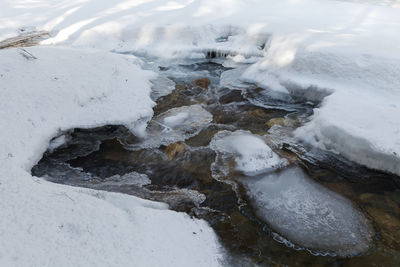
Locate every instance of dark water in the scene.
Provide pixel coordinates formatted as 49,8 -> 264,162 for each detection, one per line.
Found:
32,61 -> 400,266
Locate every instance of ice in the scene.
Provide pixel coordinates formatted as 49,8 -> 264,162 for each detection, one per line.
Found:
163,112 -> 189,128
210,130 -> 287,177
48,134 -> 70,152
219,67 -> 249,90
100,171 -> 151,187
240,167 -> 374,256
150,76 -> 176,101
123,105 -> 213,150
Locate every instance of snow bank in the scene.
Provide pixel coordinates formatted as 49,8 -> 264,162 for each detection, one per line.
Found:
0,47 -> 223,266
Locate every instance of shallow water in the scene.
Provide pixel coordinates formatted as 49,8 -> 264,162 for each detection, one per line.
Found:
32,61 -> 400,266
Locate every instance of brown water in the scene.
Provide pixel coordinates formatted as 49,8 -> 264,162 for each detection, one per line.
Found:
32,62 -> 400,266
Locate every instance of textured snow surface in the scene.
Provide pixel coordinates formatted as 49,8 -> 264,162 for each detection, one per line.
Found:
241,167 -> 374,256
0,47 -> 223,267
1,0 -> 398,174
210,130 -> 287,176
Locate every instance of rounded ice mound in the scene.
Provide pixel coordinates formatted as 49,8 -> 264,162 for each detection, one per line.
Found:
124,105 -> 213,150
210,130 -> 287,177
240,167 -> 374,256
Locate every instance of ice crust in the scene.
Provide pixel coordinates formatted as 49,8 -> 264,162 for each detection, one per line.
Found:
210,130 -> 287,176
241,167 -> 374,256
124,105 -> 213,150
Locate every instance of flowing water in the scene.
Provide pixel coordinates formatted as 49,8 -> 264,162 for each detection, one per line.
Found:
32,60 -> 400,266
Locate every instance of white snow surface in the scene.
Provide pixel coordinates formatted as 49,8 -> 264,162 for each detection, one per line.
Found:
0,47 -> 223,267
210,130 -> 287,176
1,0 -> 398,174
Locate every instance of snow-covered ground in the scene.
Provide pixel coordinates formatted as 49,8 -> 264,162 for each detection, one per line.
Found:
1,0 -> 400,265
0,47 -> 223,266
1,0 -> 399,175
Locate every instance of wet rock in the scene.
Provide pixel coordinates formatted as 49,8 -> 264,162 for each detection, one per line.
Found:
193,78 -> 211,88
219,89 -> 245,104
165,142 -> 185,160
266,117 -> 285,128
229,212 -> 258,243
366,207 -> 400,251
245,108 -> 267,118
322,182 -> 355,200
185,126 -> 220,147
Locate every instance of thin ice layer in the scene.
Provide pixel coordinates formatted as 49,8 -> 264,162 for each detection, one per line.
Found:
241,167 -> 374,256
124,105 -> 213,150
210,130 -> 287,176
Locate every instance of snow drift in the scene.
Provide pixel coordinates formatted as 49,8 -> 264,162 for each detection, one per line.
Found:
0,46 -> 223,267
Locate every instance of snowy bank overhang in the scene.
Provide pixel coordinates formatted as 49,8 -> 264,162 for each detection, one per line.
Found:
0,46 -> 224,266
0,46 -> 156,171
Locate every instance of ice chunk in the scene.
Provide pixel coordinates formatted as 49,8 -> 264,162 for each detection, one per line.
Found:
150,76 -> 176,101
123,105 -> 213,150
210,130 -> 287,177
163,112 -> 189,128
219,67 -> 249,89
240,167 -> 374,256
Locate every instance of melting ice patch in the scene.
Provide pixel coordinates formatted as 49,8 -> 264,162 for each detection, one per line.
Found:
99,172 -> 151,187
240,167 -> 374,256
210,130 -> 287,177
123,105 -> 213,150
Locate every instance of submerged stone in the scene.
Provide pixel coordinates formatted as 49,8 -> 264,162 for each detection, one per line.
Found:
193,78 -> 211,88
165,142 -> 186,160
266,117 -> 285,128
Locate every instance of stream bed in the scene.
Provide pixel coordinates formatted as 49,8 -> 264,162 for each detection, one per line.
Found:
32,60 -> 400,266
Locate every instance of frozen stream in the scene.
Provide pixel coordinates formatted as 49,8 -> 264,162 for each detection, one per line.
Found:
32,60 -> 400,266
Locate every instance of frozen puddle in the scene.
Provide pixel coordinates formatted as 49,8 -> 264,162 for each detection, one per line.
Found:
210,130 -> 288,177
240,167 -> 374,256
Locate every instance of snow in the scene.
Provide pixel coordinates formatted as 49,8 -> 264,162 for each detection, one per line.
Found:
0,47 -> 224,267
1,0 -> 400,264
48,134 -> 69,152
210,130 -> 287,176
240,167 -> 374,256
0,0 -> 394,174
